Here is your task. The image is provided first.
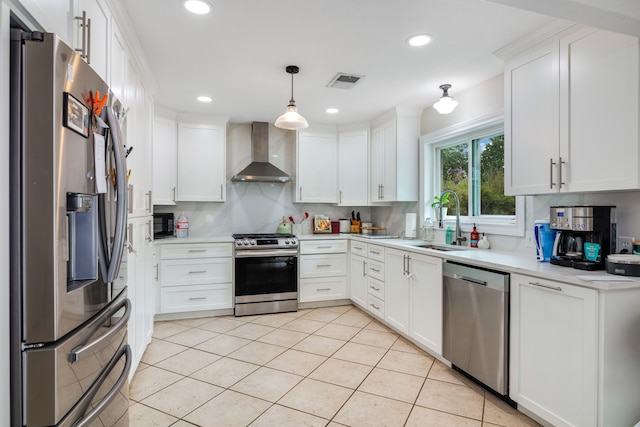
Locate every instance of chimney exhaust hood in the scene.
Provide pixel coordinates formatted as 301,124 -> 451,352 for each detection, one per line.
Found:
231,122 -> 293,183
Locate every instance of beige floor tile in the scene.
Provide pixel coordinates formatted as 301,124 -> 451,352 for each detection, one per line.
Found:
365,319 -> 396,333
152,322 -> 191,339
193,334 -> 251,356
313,322 -> 361,341
350,328 -> 398,349
184,389 -> 271,427
333,390 -> 413,427
173,317 -> 213,327
266,349 -> 327,376
135,361 -> 151,373
225,322 -> 276,340
140,340 -> 188,365
358,367 -> 425,403
483,393 -> 542,427
416,379 -> 485,420
332,341 -> 388,366
292,334 -> 347,357
301,308 -> 342,322
230,366 -> 302,402
327,423 -> 349,427
249,404 -> 328,427
154,348 -> 220,376
197,317 -> 246,333
377,349 -> 434,377
249,313 -> 295,328
140,377 -> 223,418
128,402 -> 178,426
129,366 -> 182,401
163,327 -> 219,347
280,308 -> 313,318
390,336 -> 423,354
190,357 -> 259,388
406,406 -> 482,427
227,341 -> 287,365
321,304 -> 353,314
428,361 -> 484,392
280,317 -> 326,333
308,357 -> 373,389
171,421 -> 200,427
257,328 -> 309,347
279,378 -> 353,419
332,310 -> 373,328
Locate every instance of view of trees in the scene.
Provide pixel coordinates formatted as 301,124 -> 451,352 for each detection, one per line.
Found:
439,134 -> 515,216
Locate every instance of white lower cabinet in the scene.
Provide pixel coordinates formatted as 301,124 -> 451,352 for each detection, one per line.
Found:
157,242 -> 233,314
299,240 -> 347,302
349,241 -> 368,308
407,253 -> 443,355
384,248 -> 410,334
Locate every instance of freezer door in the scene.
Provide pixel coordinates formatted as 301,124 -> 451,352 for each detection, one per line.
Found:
23,292 -> 131,427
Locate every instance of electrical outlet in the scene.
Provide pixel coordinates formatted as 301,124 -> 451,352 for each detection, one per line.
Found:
617,236 -> 634,253
525,231 -> 536,248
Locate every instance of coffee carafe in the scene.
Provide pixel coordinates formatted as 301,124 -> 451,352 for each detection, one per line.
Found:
549,206 -> 615,270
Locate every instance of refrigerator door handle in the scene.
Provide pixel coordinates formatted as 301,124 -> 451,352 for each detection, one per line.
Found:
105,106 -> 128,284
70,298 -> 131,363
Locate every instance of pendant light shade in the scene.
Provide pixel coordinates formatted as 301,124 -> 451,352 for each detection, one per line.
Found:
433,84 -> 459,114
275,65 -> 309,130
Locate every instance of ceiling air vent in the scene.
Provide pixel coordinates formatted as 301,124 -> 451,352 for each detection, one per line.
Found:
326,73 -> 365,89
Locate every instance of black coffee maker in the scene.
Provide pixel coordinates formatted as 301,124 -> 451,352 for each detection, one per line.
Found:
549,206 -> 616,270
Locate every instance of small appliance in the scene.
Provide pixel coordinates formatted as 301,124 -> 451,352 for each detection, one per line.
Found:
550,206 -> 616,270
153,212 -> 175,238
534,220 -> 557,262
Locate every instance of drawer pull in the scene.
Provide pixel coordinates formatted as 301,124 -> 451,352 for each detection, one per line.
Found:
370,268 -> 380,273
316,246 -> 332,249
188,249 -> 207,253
316,264 -> 332,268
188,270 -> 207,274
369,285 -> 380,291
528,281 -> 562,292
370,250 -> 380,255
316,288 -> 331,291
188,297 -> 207,301
369,303 -> 380,310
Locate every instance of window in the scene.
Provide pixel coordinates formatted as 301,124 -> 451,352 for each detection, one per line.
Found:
422,113 -> 524,236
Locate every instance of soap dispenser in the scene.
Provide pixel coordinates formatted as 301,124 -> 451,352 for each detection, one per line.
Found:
478,233 -> 491,249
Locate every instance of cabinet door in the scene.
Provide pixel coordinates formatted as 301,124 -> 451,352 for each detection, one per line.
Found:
296,130 -> 338,203
153,118 -> 177,205
510,274 -> 597,427
109,22 -> 127,103
561,28 -> 639,192
504,41 -> 560,195
384,248 -> 409,334
177,123 -> 226,202
20,0 -> 74,45
370,120 -> 396,202
76,0 -> 110,81
408,253 -> 442,355
349,254 -> 368,308
338,130 -> 368,206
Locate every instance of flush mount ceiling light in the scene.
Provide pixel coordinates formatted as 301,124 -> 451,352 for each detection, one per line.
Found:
407,34 -> 432,47
197,95 -> 212,103
326,108 -> 339,114
184,0 -> 212,14
433,84 -> 459,114
275,65 -> 309,130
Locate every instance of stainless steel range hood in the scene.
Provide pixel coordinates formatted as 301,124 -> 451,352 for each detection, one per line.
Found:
231,122 -> 293,183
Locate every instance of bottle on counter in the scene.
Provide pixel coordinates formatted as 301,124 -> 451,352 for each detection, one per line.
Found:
176,212 -> 189,238
423,218 -> 435,242
478,233 -> 491,249
470,223 -> 479,248
445,226 -> 454,245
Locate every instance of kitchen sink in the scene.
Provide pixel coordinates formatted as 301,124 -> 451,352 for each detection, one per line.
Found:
415,243 -> 466,252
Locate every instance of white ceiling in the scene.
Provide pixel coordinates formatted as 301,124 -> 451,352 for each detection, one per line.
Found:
120,0 -> 631,126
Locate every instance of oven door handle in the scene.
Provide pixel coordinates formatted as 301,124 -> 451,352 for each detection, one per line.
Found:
236,250 -> 298,258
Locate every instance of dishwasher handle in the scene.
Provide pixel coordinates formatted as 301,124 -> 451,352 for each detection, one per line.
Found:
450,273 -> 487,286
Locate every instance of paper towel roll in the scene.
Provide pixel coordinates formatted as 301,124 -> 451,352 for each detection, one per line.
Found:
405,213 -> 417,239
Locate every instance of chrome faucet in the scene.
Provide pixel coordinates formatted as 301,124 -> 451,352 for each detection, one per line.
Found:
439,190 -> 467,246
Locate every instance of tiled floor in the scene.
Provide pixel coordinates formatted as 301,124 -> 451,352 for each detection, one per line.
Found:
130,305 -> 541,427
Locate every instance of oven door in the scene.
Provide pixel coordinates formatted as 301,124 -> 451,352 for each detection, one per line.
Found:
235,250 -> 298,303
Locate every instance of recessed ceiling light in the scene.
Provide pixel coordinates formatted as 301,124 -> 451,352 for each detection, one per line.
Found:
326,108 -> 339,114
184,0 -> 212,15
197,96 -> 212,103
407,34 -> 432,47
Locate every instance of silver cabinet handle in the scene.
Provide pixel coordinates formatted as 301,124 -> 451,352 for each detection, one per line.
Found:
550,158 -> 556,189
74,11 -> 87,59
299,186 -> 303,200
188,297 -> 207,301
127,184 -> 133,214
220,183 -> 224,200
559,157 -> 566,189
316,246 -> 332,249
146,190 -> 153,213
127,223 -> 136,254
146,219 -> 153,242
154,264 -> 159,280
86,17 -> 91,64
188,270 -> 207,274
370,250 -> 380,255
316,264 -> 332,268
316,288 -> 331,291
172,186 -> 176,202
339,190 -> 342,204
369,285 -> 380,291
188,249 -> 206,253
369,302 -> 380,310
370,267 -> 380,273
380,184 -> 384,200
362,261 -> 367,277
528,281 -> 562,292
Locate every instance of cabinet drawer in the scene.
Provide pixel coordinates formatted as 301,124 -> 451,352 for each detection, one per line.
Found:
367,277 -> 384,300
160,242 -> 232,259
350,241 -> 368,256
300,254 -> 347,278
367,259 -> 384,281
160,258 -> 232,286
160,283 -> 232,313
300,240 -> 347,254
367,244 -> 385,262
299,277 -> 347,302
367,293 -> 384,319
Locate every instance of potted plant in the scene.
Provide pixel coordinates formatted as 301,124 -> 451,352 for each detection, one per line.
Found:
431,193 -> 450,220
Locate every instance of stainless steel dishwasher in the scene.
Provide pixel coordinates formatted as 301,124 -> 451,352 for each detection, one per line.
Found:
443,261 -> 510,396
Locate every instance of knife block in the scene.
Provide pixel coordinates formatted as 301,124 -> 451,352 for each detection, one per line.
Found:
350,220 -> 361,233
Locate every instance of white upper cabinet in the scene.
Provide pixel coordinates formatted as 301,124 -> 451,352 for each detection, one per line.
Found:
18,0 -> 74,44
75,0 -> 110,81
338,129 -> 369,206
296,128 -> 338,203
505,27 -> 639,195
177,123 -> 227,202
370,111 -> 420,203
152,118 -> 177,205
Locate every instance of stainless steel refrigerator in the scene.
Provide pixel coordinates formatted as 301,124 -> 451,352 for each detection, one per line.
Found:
10,30 -> 131,426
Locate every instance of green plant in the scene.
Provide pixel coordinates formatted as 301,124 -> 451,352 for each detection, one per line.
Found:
431,192 -> 451,209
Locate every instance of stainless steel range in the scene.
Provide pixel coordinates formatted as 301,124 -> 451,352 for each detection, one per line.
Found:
233,233 -> 299,316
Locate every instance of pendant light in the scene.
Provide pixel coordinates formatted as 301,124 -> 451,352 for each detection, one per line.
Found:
275,65 -> 309,130
433,84 -> 459,114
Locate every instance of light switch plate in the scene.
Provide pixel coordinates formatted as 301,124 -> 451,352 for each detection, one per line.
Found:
617,236 -> 634,253
525,230 -> 535,248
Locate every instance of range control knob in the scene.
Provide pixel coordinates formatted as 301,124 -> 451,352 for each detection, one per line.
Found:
250,239 -> 256,246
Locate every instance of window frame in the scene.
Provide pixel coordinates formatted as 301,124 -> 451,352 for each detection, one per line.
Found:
420,112 -> 525,237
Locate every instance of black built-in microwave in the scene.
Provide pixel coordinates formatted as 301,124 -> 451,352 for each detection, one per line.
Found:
153,213 -> 174,238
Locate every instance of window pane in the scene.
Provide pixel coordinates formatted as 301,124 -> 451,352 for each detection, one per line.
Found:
475,134 -> 515,215
440,143 -> 468,216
